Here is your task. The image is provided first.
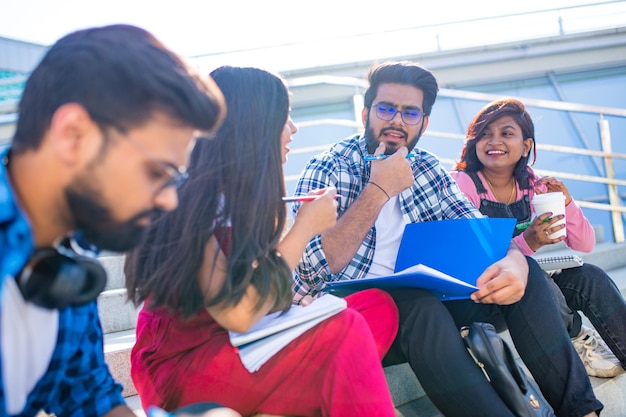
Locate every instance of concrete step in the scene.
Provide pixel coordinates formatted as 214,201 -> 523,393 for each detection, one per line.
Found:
577,242 -> 626,272
104,329 -> 137,398
97,288 -> 142,334
393,368 -> 626,416
97,254 -> 140,334
99,255 -> 126,291
126,395 -> 144,417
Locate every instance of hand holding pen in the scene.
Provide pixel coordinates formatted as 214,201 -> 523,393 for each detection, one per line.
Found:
289,187 -> 338,237
367,143 -> 415,199
365,153 -> 415,161
515,215 -> 551,231
517,213 -> 565,252
282,194 -> 340,203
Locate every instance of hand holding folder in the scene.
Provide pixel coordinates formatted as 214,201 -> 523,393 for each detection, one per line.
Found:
326,217 -> 516,300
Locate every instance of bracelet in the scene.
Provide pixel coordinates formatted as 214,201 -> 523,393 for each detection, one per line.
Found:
368,181 -> 390,200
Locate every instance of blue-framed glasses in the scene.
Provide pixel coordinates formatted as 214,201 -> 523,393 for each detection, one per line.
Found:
122,132 -> 190,192
373,102 -> 423,125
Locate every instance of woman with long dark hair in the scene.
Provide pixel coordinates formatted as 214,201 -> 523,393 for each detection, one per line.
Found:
451,97 -> 625,378
125,66 -> 399,417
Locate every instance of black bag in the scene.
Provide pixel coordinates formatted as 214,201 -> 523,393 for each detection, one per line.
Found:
460,322 -> 555,417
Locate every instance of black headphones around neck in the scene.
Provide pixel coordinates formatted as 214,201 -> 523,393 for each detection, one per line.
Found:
17,243 -> 108,310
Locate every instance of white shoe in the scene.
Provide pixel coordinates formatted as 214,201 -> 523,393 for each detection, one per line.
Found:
572,326 -> 625,378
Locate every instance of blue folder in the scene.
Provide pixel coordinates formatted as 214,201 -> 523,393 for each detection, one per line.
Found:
326,217 -> 516,300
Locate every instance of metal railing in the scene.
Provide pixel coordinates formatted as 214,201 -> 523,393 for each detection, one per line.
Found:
1,70 -> 624,241
285,77 -> 626,243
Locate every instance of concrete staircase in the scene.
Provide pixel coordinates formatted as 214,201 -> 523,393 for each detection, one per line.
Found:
100,240 -> 626,416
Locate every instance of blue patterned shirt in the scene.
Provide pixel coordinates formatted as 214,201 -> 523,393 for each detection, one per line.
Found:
0,151 -> 124,417
292,134 -> 482,302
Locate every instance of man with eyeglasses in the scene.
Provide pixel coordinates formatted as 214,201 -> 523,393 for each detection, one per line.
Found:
0,25 -> 231,417
291,61 -> 602,417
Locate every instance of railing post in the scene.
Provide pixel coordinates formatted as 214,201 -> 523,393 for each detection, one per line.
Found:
598,117 -> 625,243
352,94 -> 364,133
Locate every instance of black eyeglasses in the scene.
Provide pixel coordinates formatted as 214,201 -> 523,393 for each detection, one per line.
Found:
373,102 -> 423,125
122,132 -> 190,191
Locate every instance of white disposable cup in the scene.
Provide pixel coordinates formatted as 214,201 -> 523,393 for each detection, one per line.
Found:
531,192 -> 566,239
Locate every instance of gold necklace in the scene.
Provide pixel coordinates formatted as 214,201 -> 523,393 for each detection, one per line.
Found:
484,176 -> 516,204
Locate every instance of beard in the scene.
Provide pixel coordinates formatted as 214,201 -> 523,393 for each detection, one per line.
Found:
364,116 -> 423,155
64,176 -> 161,253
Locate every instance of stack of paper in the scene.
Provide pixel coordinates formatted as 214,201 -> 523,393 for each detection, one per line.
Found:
229,294 -> 347,372
326,263 -> 479,300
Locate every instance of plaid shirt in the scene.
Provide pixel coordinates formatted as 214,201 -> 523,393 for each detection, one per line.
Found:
292,134 -> 482,302
0,151 -> 124,417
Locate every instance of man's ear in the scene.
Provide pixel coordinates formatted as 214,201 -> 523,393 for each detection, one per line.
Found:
361,107 -> 369,126
420,116 -> 430,136
47,103 -> 101,166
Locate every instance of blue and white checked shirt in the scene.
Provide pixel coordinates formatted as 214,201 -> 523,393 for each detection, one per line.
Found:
292,134 -> 482,302
0,151 -> 124,417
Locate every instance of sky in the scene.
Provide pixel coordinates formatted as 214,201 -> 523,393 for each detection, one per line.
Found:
0,0 -> 622,73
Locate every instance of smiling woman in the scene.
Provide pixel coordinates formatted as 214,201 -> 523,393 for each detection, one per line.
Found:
450,97 -> 626,379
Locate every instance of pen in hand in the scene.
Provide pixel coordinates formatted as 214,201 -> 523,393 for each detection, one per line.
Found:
365,153 -> 415,161
282,194 -> 341,203
515,216 -> 551,230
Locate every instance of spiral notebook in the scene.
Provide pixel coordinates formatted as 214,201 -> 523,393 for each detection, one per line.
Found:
535,254 -> 584,272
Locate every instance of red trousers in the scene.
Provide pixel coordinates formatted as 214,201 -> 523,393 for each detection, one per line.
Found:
131,289 -> 399,417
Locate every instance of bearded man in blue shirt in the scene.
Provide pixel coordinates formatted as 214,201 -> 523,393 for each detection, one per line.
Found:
0,25 -> 226,417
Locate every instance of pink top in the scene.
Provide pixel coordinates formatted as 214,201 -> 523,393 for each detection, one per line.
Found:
450,168 -> 595,255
